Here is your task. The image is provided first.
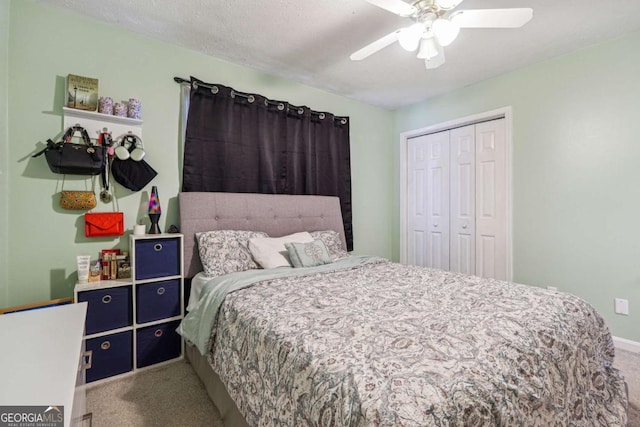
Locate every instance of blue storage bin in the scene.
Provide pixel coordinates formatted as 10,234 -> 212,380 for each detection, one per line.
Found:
136,279 -> 181,324
78,286 -> 133,335
136,320 -> 181,368
135,238 -> 180,280
86,331 -> 133,382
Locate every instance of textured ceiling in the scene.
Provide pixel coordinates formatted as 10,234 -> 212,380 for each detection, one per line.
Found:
39,0 -> 640,109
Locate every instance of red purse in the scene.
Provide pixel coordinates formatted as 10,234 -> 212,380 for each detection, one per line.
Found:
84,212 -> 124,237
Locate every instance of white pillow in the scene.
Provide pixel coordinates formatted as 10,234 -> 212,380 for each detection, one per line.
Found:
248,232 -> 314,268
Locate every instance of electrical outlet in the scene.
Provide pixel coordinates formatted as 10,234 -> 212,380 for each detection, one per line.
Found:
614,298 -> 629,315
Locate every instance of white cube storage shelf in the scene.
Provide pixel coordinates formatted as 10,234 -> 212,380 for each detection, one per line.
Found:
74,234 -> 184,384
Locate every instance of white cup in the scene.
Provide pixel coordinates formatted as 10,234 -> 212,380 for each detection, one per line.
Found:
133,224 -> 146,236
76,255 -> 91,284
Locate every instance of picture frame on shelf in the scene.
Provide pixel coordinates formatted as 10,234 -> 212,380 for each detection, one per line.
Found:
67,74 -> 99,112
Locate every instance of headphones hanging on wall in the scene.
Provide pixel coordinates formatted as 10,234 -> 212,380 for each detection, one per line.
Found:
115,133 -> 146,162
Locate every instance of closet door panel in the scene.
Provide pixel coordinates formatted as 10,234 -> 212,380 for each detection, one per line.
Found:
449,125 -> 475,275
407,136 -> 428,266
475,119 -> 507,280
426,131 -> 450,270
479,235 -> 496,278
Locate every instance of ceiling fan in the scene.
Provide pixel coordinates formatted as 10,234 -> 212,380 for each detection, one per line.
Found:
350,0 -> 533,69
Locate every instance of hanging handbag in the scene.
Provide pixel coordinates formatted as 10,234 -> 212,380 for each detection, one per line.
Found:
84,212 -> 124,237
32,125 -> 106,175
60,191 -> 97,210
59,176 -> 97,210
84,172 -> 124,237
111,133 -> 157,191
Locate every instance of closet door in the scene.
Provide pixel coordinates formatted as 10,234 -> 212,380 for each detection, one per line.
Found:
449,125 -> 475,274
407,131 -> 450,270
406,136 -> 428,267
475,119 -> 507,280
404,117 -> 508,279
425,131 -> 450,270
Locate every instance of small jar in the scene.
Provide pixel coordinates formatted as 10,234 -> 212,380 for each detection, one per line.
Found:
114,102 -> 127,117
128,98 -> 142,119
98,97 -> 114,115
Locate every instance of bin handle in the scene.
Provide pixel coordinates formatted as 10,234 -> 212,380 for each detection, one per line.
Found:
102,295 -> 112,304
79,350 -> 92,371
154,243 -> 163,252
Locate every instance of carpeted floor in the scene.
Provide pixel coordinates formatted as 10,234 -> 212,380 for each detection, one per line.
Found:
87,350 -> 640,426
616,349 -> 640,427
86,360 -> 222,427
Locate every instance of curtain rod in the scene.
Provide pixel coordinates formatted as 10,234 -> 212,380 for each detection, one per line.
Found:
174,76 -> 348,123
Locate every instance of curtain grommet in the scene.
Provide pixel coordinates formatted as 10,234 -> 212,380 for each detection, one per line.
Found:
211,86 -> 219,94
230,90 -> 236,98
192,81 -> 199,90
278,103 -> 285,111
247,95 -> 255,103
298,108 -> 304,115
319,113 -> 325,120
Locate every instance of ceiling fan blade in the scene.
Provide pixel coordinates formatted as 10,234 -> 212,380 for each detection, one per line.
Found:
450,8 -> 533,28
365,0 -> 416,17
350,30 -> 400,61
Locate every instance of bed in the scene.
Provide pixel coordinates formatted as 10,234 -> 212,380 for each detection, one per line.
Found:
177,192 -> 628,426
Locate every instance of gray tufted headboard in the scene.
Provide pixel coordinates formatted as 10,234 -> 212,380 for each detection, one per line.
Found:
178,192 -> 347,278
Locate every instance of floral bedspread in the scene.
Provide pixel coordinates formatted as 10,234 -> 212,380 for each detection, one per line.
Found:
206,258 -> 628,426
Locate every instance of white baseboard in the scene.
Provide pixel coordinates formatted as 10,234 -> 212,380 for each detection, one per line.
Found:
613,336 -> 640,354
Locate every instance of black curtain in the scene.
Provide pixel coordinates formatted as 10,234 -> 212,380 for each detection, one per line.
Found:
182,77 -> 353,250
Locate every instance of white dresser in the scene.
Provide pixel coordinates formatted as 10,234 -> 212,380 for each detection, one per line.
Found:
0,302 -> 88,427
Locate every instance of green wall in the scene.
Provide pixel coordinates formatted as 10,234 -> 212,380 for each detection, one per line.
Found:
1,0 -> 9,308
394,32 -> 640,342
4,1 -> 393,307
6,0 -> 639,344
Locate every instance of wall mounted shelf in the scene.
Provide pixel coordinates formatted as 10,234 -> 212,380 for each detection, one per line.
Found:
63,106 -> 143,140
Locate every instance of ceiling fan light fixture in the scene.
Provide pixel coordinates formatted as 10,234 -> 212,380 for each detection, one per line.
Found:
417,37 -> 439,60
425,46 -> 446,69
432,18 -> 459,47
397,23 -> 424,51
